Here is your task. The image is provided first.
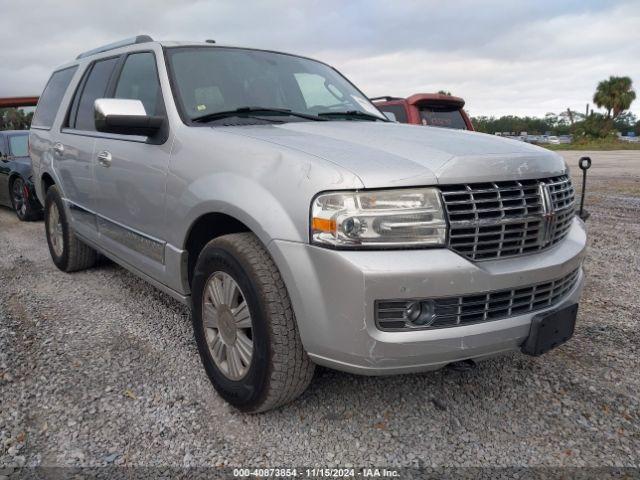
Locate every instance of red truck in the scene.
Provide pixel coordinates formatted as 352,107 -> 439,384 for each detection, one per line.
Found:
372,93 -> 474,131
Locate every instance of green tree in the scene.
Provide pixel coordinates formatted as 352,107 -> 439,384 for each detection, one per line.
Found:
593,76 -> 636,120
471,115 -> 556,135
572,113 -> 616,139
437,90 -> 452,96
0,108 -> 33,130
613,111 -> 637,132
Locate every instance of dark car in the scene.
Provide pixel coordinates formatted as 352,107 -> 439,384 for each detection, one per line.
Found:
0,130 -> 42,220
372,93 -> 474,130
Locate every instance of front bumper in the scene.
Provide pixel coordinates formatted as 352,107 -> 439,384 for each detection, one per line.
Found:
269,218 -> 587,375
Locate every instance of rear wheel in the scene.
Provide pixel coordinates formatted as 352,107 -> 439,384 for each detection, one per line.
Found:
44,185 -> 97,272
192,232 -> 315,412
10,177 -> 39,221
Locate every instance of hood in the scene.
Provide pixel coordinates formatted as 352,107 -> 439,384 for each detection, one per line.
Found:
219,121 -> 566,188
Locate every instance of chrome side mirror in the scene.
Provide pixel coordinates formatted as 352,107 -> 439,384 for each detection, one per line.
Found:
94,98 -> 163,137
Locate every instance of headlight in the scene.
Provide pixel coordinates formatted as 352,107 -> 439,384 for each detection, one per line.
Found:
310,188 -> 447,248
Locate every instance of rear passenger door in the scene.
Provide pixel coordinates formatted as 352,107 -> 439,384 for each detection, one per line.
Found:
58,57 -> 120,240
92,51 -> 171,276
29,65 -> 78,205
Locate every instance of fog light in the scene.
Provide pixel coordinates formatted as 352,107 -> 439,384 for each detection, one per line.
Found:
405,301 -> 422,323
405,300 -> 437,326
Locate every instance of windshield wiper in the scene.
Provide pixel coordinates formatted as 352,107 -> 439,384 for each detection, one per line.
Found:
317,110 -> 387,121
192,107 -> 326,123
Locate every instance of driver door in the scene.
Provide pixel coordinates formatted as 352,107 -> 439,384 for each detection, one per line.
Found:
92,51 -> 171,278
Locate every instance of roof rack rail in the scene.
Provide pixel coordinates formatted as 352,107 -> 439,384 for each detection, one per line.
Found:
76,35 -> 154,60
370,96 -> 402,102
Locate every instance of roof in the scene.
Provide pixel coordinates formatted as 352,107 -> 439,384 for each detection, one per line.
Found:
406,93 -> 465,109
56,36 -> 320,72
52,37 -> 334,78
372,93 -> 465,109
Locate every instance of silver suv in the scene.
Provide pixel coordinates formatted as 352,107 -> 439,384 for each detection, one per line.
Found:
30,36 -> 586,412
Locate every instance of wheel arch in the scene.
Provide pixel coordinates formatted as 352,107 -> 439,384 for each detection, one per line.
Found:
183,212 -> 252,287
7,172 -> 21,190
41,172 -> 56,193
177,175 -> 305,289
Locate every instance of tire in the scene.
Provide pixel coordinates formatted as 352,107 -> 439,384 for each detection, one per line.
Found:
192,232 -> 314,413
44,185 -> 97,272
9,177 -> 40,221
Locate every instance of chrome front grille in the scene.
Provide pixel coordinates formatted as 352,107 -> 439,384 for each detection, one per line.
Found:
375,268 -> 580,331
440,175 -> 575,261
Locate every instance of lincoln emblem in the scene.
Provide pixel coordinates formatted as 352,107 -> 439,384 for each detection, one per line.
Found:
538,182 -> 556,246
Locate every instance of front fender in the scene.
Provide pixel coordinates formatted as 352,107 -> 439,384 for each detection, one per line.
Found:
165,128 -> 364,249
177,172 -> 303,249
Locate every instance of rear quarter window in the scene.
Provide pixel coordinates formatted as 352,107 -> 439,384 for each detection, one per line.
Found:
31,66 -> 78,129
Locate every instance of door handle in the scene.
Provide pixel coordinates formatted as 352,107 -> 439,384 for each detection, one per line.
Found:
97,151 -> 112,168
53,143 -> 64,155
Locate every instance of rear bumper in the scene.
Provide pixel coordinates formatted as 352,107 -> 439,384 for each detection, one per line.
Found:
269,217 -> 587,375
25,179 -> 43,212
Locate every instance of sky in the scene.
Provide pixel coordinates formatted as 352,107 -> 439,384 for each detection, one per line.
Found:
1,0 -> 639,118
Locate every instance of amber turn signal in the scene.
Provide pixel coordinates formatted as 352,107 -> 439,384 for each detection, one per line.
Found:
312,217 -> 336,233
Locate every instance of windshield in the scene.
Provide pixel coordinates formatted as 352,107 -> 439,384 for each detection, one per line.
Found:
8,134 -> 29,157
418,107 -> 467,130
166,47 -> 386,122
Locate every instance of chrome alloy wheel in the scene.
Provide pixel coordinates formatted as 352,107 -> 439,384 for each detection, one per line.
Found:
202,271 -> 254,380
48,202 -> 64,257
12,179 -> 27,217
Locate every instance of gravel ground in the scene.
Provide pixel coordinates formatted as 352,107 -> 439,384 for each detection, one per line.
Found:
0,151 -> 639,470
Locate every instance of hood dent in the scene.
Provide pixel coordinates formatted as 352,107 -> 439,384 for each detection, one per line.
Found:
218,122 -> 566,188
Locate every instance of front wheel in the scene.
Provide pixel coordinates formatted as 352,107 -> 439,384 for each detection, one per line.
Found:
192,233 -> 315,413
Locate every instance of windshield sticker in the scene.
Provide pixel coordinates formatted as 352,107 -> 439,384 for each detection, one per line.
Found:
351,95 -> 382,116
196,104 -> 207,112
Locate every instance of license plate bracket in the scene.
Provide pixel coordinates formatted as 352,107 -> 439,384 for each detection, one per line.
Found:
521,303 -> 578,356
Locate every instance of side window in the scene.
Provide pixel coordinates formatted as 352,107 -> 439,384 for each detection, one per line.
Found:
8,135 -> 29,157
114,53 -> 161,115
31,66 -> 78,129
378,104 -> 408,123
73,57 -> 119,131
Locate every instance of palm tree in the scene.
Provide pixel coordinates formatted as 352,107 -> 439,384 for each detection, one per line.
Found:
593,76 -> 636,120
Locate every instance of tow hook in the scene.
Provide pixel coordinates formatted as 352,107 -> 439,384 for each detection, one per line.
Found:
446,359 -> 476,372
578,156 -> 591,221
